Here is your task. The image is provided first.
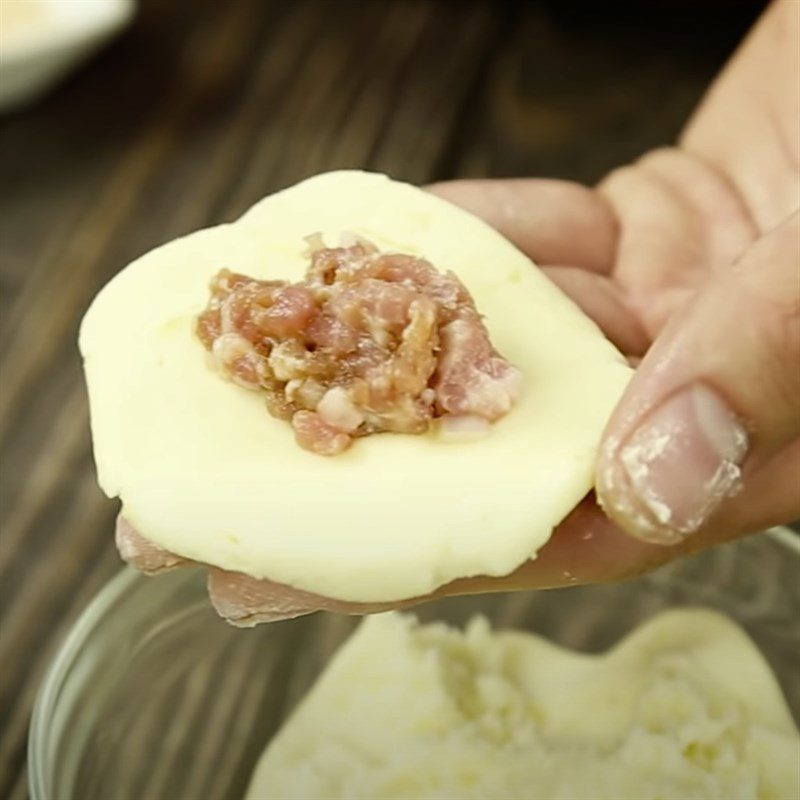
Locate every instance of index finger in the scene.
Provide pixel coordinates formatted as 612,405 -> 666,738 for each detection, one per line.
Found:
428,178 -> 618,274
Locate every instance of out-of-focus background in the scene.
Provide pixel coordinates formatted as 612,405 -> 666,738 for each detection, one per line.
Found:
0,1 -> 766,797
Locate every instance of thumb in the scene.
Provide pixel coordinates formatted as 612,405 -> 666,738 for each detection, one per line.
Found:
597,211 -> 800,545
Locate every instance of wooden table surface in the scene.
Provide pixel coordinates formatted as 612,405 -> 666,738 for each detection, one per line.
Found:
0,1 -> 763,797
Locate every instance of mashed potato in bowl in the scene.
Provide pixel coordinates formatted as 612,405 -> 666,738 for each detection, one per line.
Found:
246,610 -> 800,800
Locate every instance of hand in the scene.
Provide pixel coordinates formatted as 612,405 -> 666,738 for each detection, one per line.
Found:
121,1 -> 799,625
432,0 -> 800,553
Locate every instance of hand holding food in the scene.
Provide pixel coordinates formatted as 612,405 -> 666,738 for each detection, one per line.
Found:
81,170 -> 632,623
79,2 -> 799,625
433,1 -> 799,556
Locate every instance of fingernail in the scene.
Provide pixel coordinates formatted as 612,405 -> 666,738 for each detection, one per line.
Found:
604,384 -> 748,543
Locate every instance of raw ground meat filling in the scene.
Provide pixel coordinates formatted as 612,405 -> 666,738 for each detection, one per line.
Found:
196,235 -> 521,455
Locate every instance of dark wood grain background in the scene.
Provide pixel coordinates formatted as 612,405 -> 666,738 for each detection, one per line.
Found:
0,1 -> 765,797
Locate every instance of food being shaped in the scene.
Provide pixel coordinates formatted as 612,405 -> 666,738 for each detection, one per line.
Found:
245,610 -> 800,800
80,170 -> 631,607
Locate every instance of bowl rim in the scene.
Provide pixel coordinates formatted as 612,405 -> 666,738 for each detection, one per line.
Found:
27,525 -> 800,800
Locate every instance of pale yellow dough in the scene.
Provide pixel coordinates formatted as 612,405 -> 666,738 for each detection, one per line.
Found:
80,170 -> 632,602
246,610 -> 800,800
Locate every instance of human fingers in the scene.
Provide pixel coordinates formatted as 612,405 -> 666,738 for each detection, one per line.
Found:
679,0 -> 800,233
205,500 -> 681,624
427,178 -> 618,273
596,211 -> 800,546
542,266 -> 650,357
426,179 -> 649,355
430,500 -> 678,598
597,148 -> 756,338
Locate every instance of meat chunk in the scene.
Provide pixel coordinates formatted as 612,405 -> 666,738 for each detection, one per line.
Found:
196,236 -> 521,454
292,410 -> 352,456
434,319 -> 522,420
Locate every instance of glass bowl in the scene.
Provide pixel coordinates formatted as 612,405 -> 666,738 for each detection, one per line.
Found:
29,527 -> 800,800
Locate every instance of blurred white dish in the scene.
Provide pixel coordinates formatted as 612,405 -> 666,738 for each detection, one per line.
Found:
0,0 -> 134,113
